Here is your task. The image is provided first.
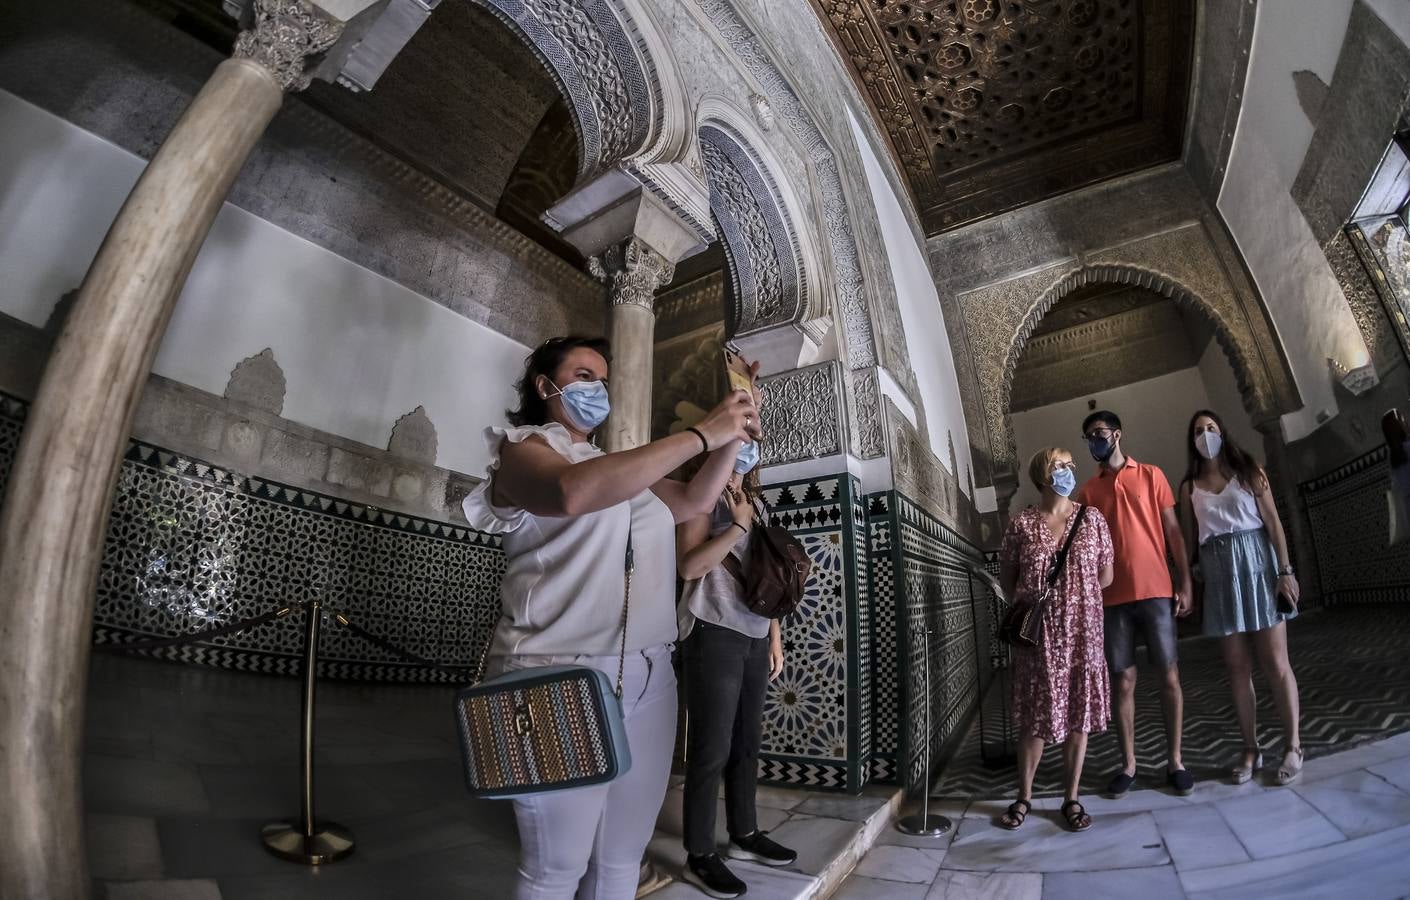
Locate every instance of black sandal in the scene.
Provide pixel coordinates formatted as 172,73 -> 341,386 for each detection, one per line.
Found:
999,798 -> 1031,830
1060,799 -> 1092,832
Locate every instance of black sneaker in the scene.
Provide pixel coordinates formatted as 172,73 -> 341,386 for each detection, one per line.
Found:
727,831 -> 797,868
683,853 -> 747,899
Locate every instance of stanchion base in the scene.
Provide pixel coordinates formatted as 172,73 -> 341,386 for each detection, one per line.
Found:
261,821 -> 356,865
896,814 -> 952,838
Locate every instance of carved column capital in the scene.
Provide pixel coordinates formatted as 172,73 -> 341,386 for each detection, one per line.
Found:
587,238 -> 675,311
233,0 -> 343,92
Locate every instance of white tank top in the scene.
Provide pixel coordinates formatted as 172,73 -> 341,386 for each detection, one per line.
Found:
461,423 -> 678,657
1191,477 -> 1264,545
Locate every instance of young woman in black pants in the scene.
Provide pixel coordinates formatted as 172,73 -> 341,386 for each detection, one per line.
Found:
676,436 -> 795,898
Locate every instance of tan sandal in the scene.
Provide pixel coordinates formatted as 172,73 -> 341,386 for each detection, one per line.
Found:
1231,746 -> 1263,785
1276,746 -> 1304,786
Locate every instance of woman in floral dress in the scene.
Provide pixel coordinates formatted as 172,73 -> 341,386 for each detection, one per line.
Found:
998,447 -> 1114,832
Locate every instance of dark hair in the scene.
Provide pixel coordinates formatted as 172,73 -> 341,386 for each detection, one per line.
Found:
1082,409 -> 1122,434
506,336 -> 611,427
1384,409 -> 1409,467
1183,409 -> 1263,492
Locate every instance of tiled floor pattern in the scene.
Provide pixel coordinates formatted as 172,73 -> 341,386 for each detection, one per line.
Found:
837,729 -> 1410,899
83,653 -> 893,900
937,606 -> 1410,798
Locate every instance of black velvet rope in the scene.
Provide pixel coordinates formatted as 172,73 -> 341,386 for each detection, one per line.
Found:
94,603 -> 302,653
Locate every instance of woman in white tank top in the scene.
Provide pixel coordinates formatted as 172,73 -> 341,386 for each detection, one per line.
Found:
1178,409 -> 1303,788
462,336 -> 759,900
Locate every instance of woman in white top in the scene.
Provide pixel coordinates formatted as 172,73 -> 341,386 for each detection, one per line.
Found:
1178,409 -> 1303,787
674,393 -> 794,898
1381,409 -> 1410,511
461,336 -> 758,900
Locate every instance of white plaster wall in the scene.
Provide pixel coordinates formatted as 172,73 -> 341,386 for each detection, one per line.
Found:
0,89 -> 527,477
1218,0 -> 1410,441
1008,362 -> 1258,514
846,107 -> 974,492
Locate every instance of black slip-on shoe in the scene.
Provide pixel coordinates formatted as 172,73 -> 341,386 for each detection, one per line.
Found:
1167,768 -> 1195,796
1106,769 -> 1136,798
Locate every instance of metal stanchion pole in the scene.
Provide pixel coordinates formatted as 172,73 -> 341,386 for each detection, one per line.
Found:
897,626 -> 952,837
261,597 -> 355,864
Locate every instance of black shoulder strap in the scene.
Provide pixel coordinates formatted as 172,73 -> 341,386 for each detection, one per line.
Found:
1046,505 -> 1089,587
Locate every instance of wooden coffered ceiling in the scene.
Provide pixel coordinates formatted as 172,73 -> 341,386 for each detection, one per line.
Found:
812,0 -> 1195,233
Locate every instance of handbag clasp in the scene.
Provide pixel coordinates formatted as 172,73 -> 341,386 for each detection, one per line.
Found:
514,703 -> 535,736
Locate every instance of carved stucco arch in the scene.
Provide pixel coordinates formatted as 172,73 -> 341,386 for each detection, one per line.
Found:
469,0 -> 660,186
696,115 -> 811,336
992,263 -> 1288,487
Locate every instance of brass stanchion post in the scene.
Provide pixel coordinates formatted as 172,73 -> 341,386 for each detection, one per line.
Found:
261,597 -> 355,864
897,626 -> 953,838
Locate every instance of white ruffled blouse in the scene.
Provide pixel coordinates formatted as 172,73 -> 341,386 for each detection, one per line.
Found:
462,423 -> 677,658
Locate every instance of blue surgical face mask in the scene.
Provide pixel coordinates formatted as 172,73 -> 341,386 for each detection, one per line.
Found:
548,379 -> 610,431
1051,467 -> 1077,497
1087,435 -> 1114,463
734,441 -> 760,475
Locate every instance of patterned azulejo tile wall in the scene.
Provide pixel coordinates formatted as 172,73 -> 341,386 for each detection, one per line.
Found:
1301,445 -> 1410,604
0,394 -> 888,791
758,475 -> 867,791
866,491 -> 992,794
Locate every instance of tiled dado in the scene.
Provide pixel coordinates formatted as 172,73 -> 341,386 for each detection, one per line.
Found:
865,491 -> 992,793
1,392 -> 504,682
0,393 -> 891,791
1301,445 -> 1410,605
759,475 -> 869,791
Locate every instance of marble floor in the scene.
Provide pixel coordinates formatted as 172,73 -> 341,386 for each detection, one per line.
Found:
83,653 -> 893,900
938,605 -> 1410,798
837,726 -> 1410,898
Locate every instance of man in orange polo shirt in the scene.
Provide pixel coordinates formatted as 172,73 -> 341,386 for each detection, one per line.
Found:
1076,410 -> 1195,798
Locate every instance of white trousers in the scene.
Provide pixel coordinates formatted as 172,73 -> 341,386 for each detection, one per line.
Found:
496,643 -> 677,900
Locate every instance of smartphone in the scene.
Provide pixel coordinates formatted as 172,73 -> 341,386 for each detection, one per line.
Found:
722,345 -> 754,396
1276,588 -> 1296,615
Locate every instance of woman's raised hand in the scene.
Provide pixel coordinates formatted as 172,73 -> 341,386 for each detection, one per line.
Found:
695,389 -> 760,451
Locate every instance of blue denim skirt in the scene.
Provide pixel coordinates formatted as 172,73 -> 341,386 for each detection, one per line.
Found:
1200,528 -> 1296,637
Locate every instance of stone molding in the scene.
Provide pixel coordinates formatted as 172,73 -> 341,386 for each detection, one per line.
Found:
232,0 -> 344,92
1184,0 -> 1257,203
588,236 -> 675,309
655,271 -> 726,342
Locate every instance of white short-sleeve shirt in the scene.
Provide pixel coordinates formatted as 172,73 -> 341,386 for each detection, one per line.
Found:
461,423 -> 677,657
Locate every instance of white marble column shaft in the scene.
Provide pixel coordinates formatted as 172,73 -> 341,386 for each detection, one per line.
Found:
0,4 -> 339,896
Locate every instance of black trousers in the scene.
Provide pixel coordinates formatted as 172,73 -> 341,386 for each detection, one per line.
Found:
682,621 -> 770,856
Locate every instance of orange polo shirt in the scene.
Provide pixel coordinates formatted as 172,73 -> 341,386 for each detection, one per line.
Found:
1076,458 -> 1174,606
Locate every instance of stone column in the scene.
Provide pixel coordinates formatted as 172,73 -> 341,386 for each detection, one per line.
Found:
0,4 -> 340,897
589,237 -> 675,452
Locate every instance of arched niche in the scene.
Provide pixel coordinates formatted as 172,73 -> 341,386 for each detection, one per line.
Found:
989,262 -> 1300,492
696,118 -> 810,337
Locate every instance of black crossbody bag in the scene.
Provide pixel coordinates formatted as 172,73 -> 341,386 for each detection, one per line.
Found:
1000,506 -> 1089,649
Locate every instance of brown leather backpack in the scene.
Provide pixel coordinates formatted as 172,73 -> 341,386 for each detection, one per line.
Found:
723,516 -> 813,619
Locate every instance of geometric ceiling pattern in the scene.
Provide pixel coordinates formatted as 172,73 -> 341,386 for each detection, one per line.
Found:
810,0 -> 1196,233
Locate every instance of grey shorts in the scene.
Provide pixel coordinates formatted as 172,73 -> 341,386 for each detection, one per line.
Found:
1104,597 -> 1179,673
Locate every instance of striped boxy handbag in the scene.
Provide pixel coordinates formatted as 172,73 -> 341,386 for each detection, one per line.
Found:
454,539 -> 634,799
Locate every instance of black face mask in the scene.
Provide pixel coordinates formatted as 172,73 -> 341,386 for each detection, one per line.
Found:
1087,435 -> 1115,463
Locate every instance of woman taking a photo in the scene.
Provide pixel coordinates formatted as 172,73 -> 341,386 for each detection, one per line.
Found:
675,404 -> 793,899
461,336 -> 758,900
1178,409 -> 1303,785
998,447 -> 1114,833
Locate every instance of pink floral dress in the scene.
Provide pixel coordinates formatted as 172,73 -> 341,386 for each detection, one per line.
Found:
999,505 -> 1114,743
